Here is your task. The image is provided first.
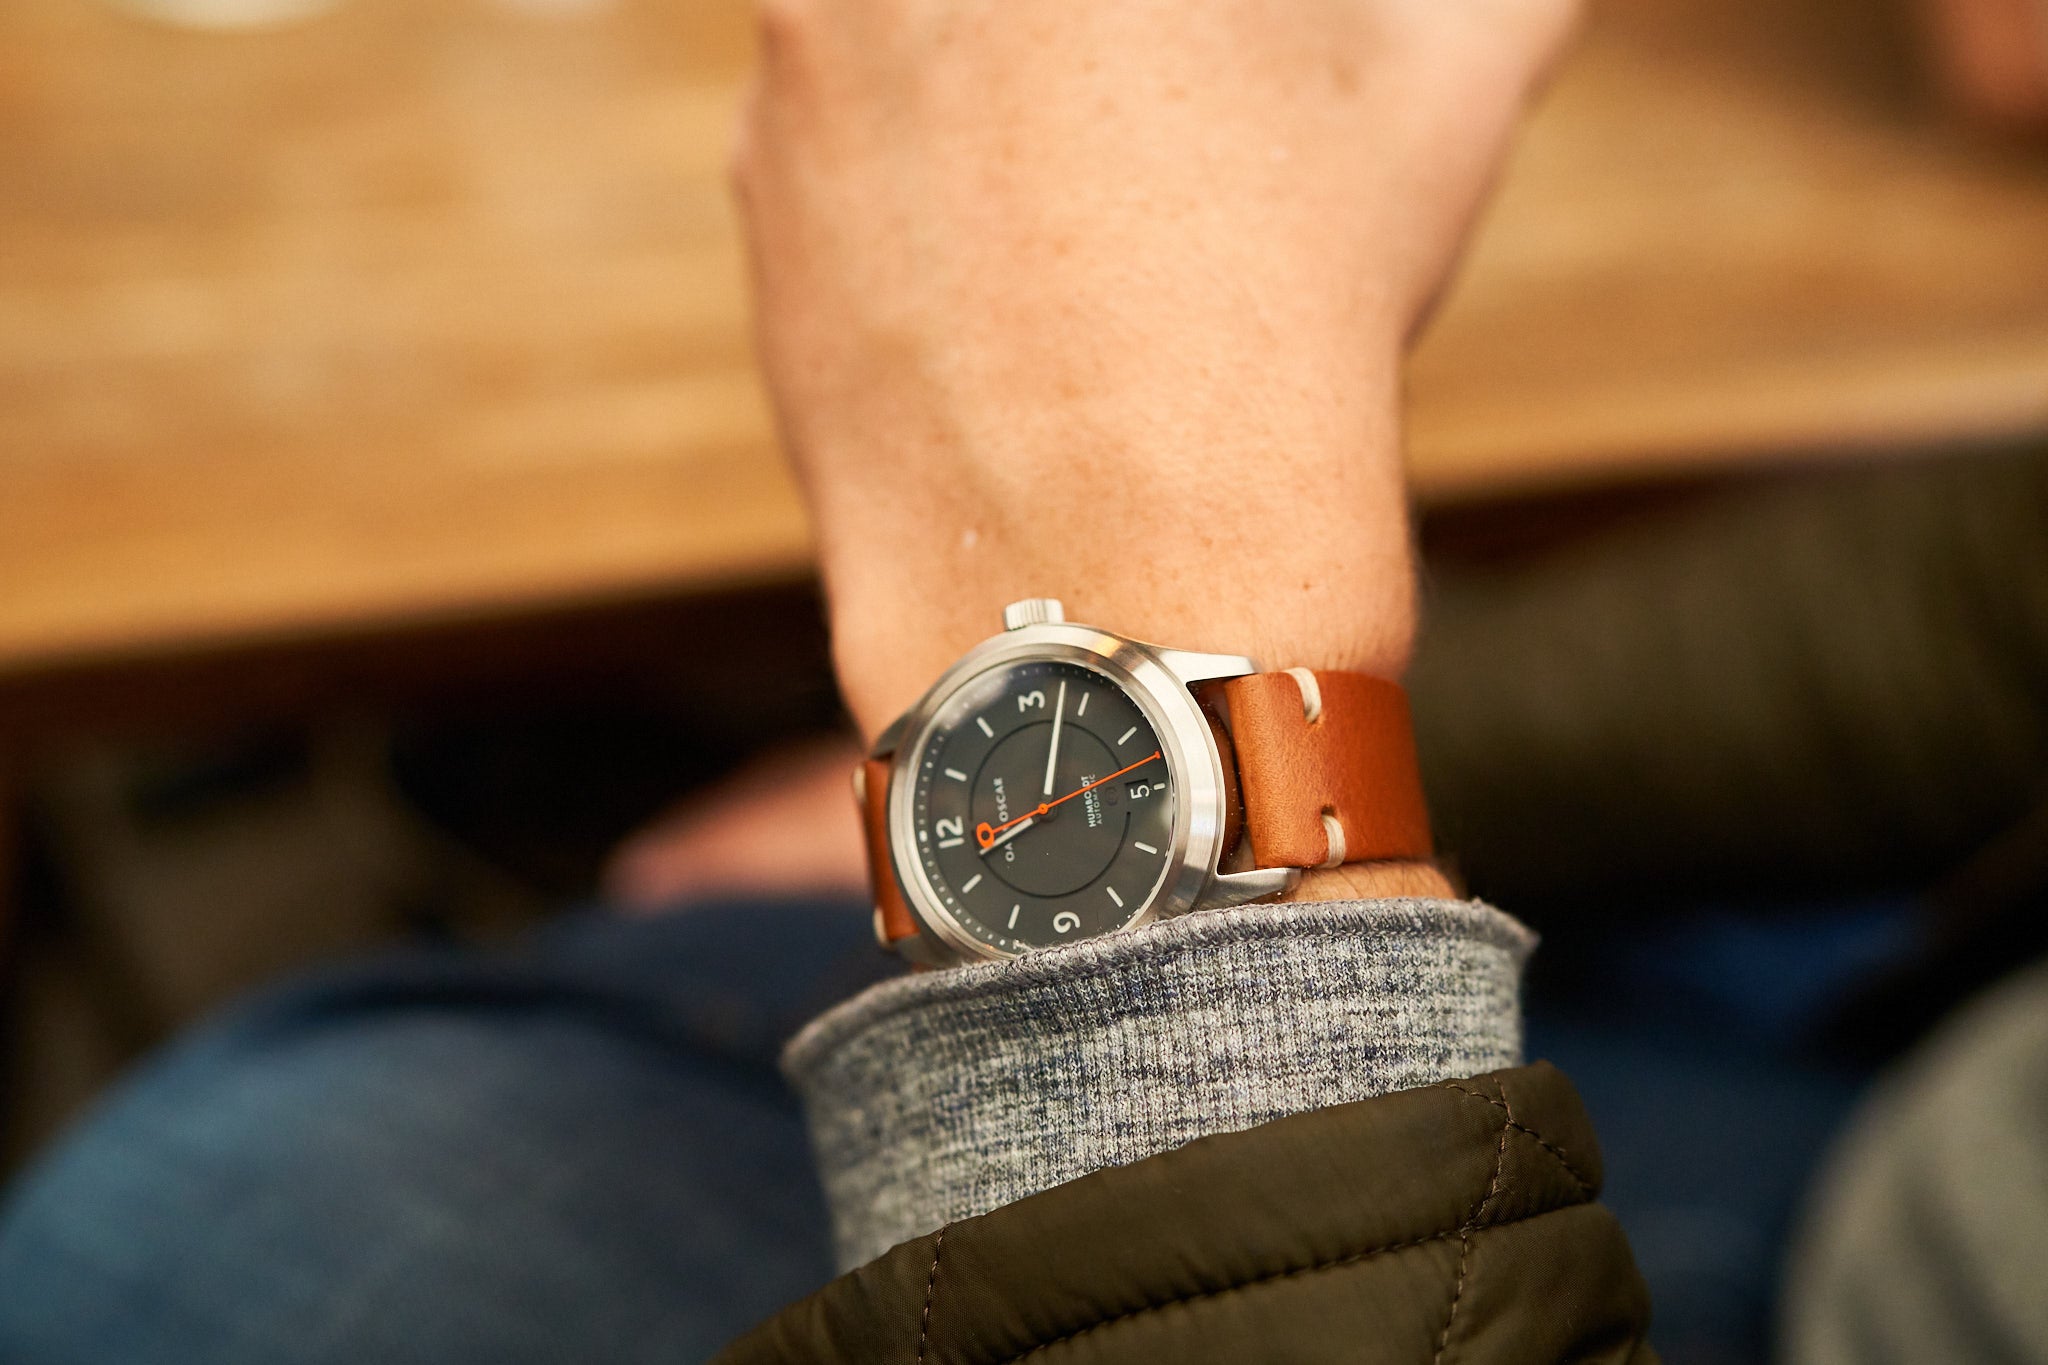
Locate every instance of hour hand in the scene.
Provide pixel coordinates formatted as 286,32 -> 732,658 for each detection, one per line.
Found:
977,816 -> 1035,855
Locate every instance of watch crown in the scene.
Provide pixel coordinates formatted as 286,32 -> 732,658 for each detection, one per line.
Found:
1002,598 -> 1065,630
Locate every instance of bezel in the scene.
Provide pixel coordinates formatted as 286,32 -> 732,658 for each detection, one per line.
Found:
883,622 -> 1233,964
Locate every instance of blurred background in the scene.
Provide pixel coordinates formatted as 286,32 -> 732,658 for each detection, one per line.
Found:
2,0 -> 2046,1360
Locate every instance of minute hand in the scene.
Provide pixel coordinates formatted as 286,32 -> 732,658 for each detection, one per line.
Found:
1042,680 -> 1067,797
974,750 -> 1162,851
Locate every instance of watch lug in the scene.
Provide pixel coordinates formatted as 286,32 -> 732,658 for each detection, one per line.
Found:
1198,866 -> 1301,910
1153,648 -> 1261,686
891,931 -> 958,969
869,712 -> 911,760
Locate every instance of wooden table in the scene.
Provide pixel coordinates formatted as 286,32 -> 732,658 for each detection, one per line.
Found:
3,0 -> 2046,679
1412,0 -> 2048,498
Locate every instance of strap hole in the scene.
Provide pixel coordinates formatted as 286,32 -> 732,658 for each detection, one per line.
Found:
1284,667 -> 1323,724
1319,810 -> 1346,868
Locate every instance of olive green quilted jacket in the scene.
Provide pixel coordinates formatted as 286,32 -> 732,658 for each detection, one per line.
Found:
717,1062 -> 1655,1364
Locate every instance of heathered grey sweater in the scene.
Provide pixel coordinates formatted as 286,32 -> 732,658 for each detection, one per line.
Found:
782,897 -> 1533,1270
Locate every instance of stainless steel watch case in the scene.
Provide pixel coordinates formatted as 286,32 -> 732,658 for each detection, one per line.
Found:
869,599 -> 1300,966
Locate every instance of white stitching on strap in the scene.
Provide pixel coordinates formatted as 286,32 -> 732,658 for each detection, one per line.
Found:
1319,811 -> 1346,868
1284,667 -> 1323,723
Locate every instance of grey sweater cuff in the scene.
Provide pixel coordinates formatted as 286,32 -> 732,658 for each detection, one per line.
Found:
782,897 -> 1536,1270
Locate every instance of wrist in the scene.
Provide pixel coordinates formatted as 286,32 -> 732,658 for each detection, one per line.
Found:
832,569 -> 1418,746
820,419 -> 1419,741
1286,860 -> 1457,904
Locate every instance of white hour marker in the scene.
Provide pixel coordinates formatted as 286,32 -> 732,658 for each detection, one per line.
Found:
937,838 -> 965,849
1116,726 -> 1138,746
945,768 -> 968,782
1105,886 -> 1125,908
1134,841 -> 1159,855
1008,904 -> 1021,929
976,717 -> 995,738
1076,692 -> 1090,717
961,873 -> 983,893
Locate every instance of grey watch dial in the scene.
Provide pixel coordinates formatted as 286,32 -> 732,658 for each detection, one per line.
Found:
909,658 -> 1175,953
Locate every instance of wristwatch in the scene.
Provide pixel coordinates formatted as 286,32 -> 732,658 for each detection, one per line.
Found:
855,599 -> 1434,966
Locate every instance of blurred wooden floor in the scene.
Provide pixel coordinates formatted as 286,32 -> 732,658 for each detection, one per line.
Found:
2,0 -> 2046,677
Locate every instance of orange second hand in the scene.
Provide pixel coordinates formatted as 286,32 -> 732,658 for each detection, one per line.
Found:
1046,751 -> 1160,812
974,750 -> 1162,847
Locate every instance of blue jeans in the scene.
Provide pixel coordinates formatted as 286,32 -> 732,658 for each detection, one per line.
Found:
1,895 -> 1888,1365
0,898 -> 890,1365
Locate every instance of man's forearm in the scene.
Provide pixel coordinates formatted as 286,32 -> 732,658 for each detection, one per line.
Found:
735,0 -> 1579,742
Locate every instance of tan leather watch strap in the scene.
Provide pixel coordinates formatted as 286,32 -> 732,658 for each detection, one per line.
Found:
1218,669 -> 1433,869
857,756 -> 920,944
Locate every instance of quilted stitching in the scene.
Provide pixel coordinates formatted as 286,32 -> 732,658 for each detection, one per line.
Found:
990,1095 -> 1587,1365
